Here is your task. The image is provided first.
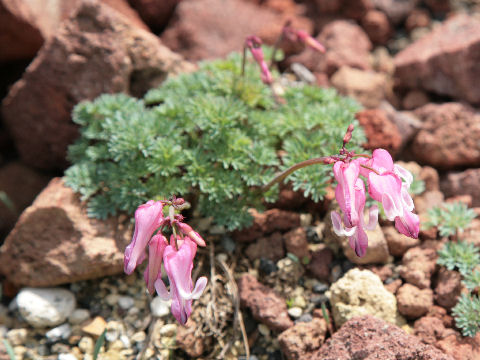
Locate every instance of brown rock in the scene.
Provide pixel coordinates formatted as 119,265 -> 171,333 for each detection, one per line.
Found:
288,20 -> 371,76
361,10 -> 391,44
313,0 -> 342,13
383,226 -> 420,257
424,0 -> 450,14
412,103 -> 480,169
434,268 -> 461,310
0,162 -> 50,236
355,108 -> 402,154
331,66 -> 386,108
128,0 -> 179,31
415,190 -> 444,216
414,316 -> 453,345
245,232 -> 285,262
340,225 -> 390,265
442,169 -> 480,207
436,333 -> 480,360
396,283 -> 433,319
379,101 -> 422,148
363,264 -> 393,282
312,315 -> 453,359
1,0 -> 193,170
420,166 -> 440,192
278,318 -> 327,360
161,0 -> 312,61
0,0 -> 43,61
237,273 -> 294,331
176,319 -> 205,357
402,90 -> 430,110
0,178 -> 132,287
284,227 -> 309,261
426,305 -> 454,328
445,195 -> 472,207
405,9 -> 431,32
394,15 -> 480,104
233,209 -> 301,243
308,247 -> 333,281
385,278 -> 402,294
343,0 -> 373,20
400,246 -> 437,289
372,0 -> 420,25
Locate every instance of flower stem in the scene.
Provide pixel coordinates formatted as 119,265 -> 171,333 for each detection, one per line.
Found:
263,156 -> 332,191
360,164 -> 380,175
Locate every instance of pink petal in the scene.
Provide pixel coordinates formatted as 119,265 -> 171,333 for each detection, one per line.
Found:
368,172 -> 402,204
382,192 -> 403,221
331,211 -> 356,237
401,186 -> 414,212
395,211 -> 420,239
154,279 -> 171,301
394,164 -> 413,188
364,205 -> 379,231
145,234 -> 167,294
190,277 -> 208,300
371,149 -> 393,173
352,227 -> 368,257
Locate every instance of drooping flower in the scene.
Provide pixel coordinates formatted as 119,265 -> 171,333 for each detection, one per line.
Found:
124,200 -> 164,275
155,237 -> 208,325
245,35 -> 273,85
331,177 -> 378,257
282,23 -> 326,53
333,160 -> 361,227
144,234 -> 167,295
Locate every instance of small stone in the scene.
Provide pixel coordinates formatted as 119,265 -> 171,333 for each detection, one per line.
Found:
288,307 -> 303,319
105,321 -> 124,342
220,236 -> 236,253
78,336 -> 94,354
396,284 -> 433,319
313,283 -> 329,294
81,316 -> 107,337
330,265 -> 343,283
108,339 -> 125,351
311,294 -> 329,307
16,287 -> 76,328
278,318 -> 327,359
6,328 -> 27,346
284,227 -> 310,261
258,323 -> 270,337
117,296 -> 134,310
68,309 -> 90,325
160,324 -> 177,337
216,253 -> 228,263
58,354 -> 77,360
46,323 -> 71,342
131,331 -> 146,343
150,297 -> 171,317
105,294 -> 119,307
259,258 -> 278,275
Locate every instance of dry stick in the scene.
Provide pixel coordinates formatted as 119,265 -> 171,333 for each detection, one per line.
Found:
216,258 -> 250,359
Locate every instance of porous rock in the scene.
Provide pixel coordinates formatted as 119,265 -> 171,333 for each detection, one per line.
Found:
399,246 -> 437,289
284,227 -> 310,261
442,169 -> 480,207
327,268 -> 403,327
1,0 -> 194,170
394,15 -> 480,104
434,268 -> 461,310
312,315 -> 453,360
278,318 -> 327,360
245,232 -> 285,261
237,273 -> 293,331
0,178 -> 132,287
383,226 -> 420,257
411,103 -> 480,169
396,283 -> 433,319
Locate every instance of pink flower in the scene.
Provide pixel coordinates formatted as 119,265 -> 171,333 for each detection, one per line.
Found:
155,237 -> 207,325
144,234 -> 167,294
296,30 -> 326,53
177,222 -> 206,247
366,149 -> 419,238
333,160 -> 361,227
331,178 -> 378,257
124,200 -> 164,275
245,35 -> 273,85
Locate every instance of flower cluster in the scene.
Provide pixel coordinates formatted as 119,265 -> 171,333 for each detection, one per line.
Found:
330,148 -> 420,257
124,198 -> 207,324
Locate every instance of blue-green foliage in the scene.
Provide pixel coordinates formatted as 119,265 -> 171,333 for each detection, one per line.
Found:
65,52 -> 364,230
437,241 -> 480,275
452,294 -> 480,337
424,202 -> 477,237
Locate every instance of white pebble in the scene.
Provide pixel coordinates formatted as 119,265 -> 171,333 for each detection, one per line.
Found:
117,296 -> 134,310
287,307 -> 303,319
68,309 -> 90,325
6,328 -> 27,346
46,323 -> 71,342
58,354 -> 77,360
159,324 -> 177,337
16,288 -> 76,328
150,297 -> 170,317
258,324 -> 270,337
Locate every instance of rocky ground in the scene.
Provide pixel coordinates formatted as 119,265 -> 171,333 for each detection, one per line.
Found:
1,0 -> 480,359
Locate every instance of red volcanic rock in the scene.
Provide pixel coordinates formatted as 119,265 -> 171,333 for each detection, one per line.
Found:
312,315 -> 453,359
160,0 -> 312,61
414,316 -> 454,345
361,10 -> 392,44
233,209 -> 301,243
284,227 -> 310,261
434,268 -> 461,310
396,283 -> 433,319
436,333 -> 480,360
279,318 -> 327,360
1,0 -> 193,170
245,232 -> 285,261
426,305 -> 454,328
372,0 -> 420,25
308,247 -> 333,281
0,161 -> 50,236
394,15 -> 480,104
442,169 -> 480,207
411,103 -> 480,169
128,0 -> 179,31
288,20 -> 371,76
355,108 -> 402,155
399,247 -> 438,289
402,90 -> 430,110
383,226 -> 420,257
0,178 -> 132,287
237,273 -> 294,331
